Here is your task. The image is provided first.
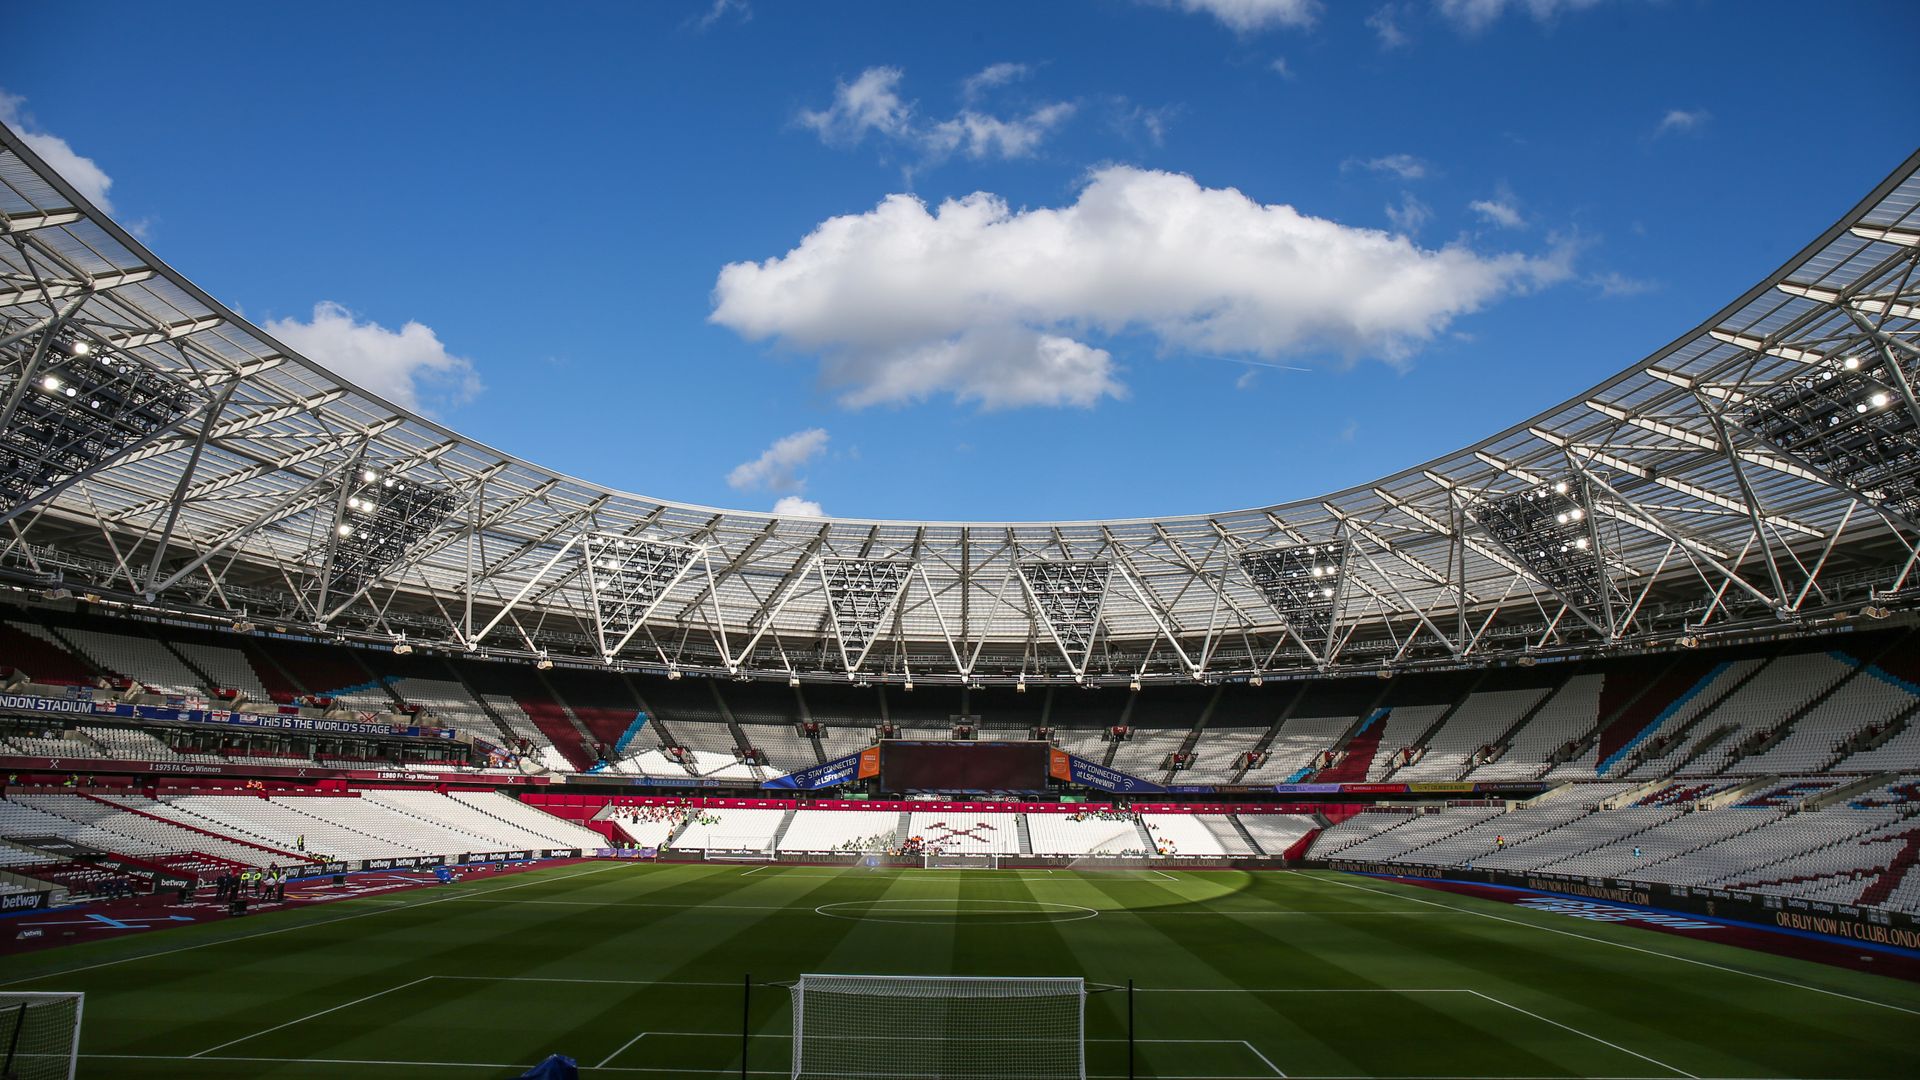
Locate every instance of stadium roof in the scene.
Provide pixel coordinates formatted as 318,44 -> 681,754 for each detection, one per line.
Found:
3,125 -> 1918,684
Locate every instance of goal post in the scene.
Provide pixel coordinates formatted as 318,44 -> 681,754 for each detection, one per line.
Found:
923,853 -> 998,869
0,992 -> 83,1080
789,974 -> 1084,1080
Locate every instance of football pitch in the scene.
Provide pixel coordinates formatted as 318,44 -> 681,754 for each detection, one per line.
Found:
6,862 -> 1918,1079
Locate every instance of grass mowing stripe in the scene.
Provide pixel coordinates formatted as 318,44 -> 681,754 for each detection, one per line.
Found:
191,974 -> 436,1058
0,860 -> 629,988
1464,989 -> 1697,1080
1309,871 -> 1920,1018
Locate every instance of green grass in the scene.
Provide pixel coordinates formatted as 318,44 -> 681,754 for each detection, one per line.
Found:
6,861 -> 1919,1078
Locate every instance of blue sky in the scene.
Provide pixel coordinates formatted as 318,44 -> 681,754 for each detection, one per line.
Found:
7,0 -> 1917,522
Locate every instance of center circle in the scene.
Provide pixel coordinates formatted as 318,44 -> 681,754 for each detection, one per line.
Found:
814,898 -> 1100,924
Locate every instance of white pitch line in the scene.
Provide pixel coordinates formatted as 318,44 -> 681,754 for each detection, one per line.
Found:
78,1065 -> 1818,1080
740,865 -> 770,876
1465,989 -> 1697,1080
1153,869 -> 1181,882
192,975 -> 436,1058
1310,871 -> 1920,1018
595,1029 -> 649,1069
1242,1039 -> 1288,1077
1,860 -> 630,988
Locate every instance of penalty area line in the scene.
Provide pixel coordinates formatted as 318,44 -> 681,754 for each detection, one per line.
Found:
192,975 -> 437,1058
1465,989 -> 1695,1080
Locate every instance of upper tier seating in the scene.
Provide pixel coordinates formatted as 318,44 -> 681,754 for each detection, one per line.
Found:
1396,689 -> 1551,781
173,642 -> 273,700
1669,652 -> 1855,777
2,621 -> 96,684
57,628 -> 201,695
1364,704 -> 1449,781
1468,675 -> 1604,781
1183,727 -> 1264,781
1263,715 -> 1354,780
1108,728 -> 1189,777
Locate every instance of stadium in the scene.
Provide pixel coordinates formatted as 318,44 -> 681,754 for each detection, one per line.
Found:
3,9 -> 1920,1079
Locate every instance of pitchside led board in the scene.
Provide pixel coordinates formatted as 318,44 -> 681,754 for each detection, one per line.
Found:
877,739 -> 1052,793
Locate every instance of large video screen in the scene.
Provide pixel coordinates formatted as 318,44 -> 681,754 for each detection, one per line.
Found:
879,740 -> 1050,793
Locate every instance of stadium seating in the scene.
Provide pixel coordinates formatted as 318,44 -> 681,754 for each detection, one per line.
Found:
906,811 -> 1021,855
1025,813 -> 1148,856
775,809 -> 900,853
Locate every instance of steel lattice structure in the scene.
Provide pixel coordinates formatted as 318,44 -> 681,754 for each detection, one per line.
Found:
3,125 -> 1919,686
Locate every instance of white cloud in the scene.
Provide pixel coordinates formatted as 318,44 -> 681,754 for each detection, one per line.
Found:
0,91 -> 114,213
1159,0 -> 1321,32
711,167 -> 1570,409
728,428 -> 831,494
771,495 -> 826,518
1436,0 -> 1607,33
798,67 -> 913,145
1348,153 -> 1427,180
800,67 -> 1074,165
264,301 -> 480,414
1385,192 -> 1432,234
928,103 -> 1076,160
962,62 -> 1032,101
691,0 -> 750,29
1656,108 -> 1710,137
1469,197 -> 1524,229
1366,5 -> 1412,48
1269,57 -> 1296,79
1112,101 -> 1180,146
1591,271 -> 1658,297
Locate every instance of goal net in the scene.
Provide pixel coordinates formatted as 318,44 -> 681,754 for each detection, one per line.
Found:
923,853 -> 997,870
704,835 -> 776,862
0,992 -> 82,1080
790,974 -> 1083,1080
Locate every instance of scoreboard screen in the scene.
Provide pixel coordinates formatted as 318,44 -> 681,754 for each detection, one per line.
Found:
879,740 -> 1050,793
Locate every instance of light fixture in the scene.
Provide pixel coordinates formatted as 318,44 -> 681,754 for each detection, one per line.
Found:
1248,674 -> 1263,687
1128,677 -> 1142,692
902,680 -> 914,692
67,340 -> 90,357
392,642 -> 413,656
231,620 -> 255,634
1015,678 -> 1027,693
535,656 -> 554,671
1861,605 -> 1893,620
362,469 -> 379,483
1870,391 -> 1891,409
1677,635 -> 1700,649
1516,655 -> 1537,667
666,667 -> 682,680
788,675 -> 801,688
40,375 -> 61,392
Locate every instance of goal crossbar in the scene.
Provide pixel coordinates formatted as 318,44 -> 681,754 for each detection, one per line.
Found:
790,974 -> 1084,1080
